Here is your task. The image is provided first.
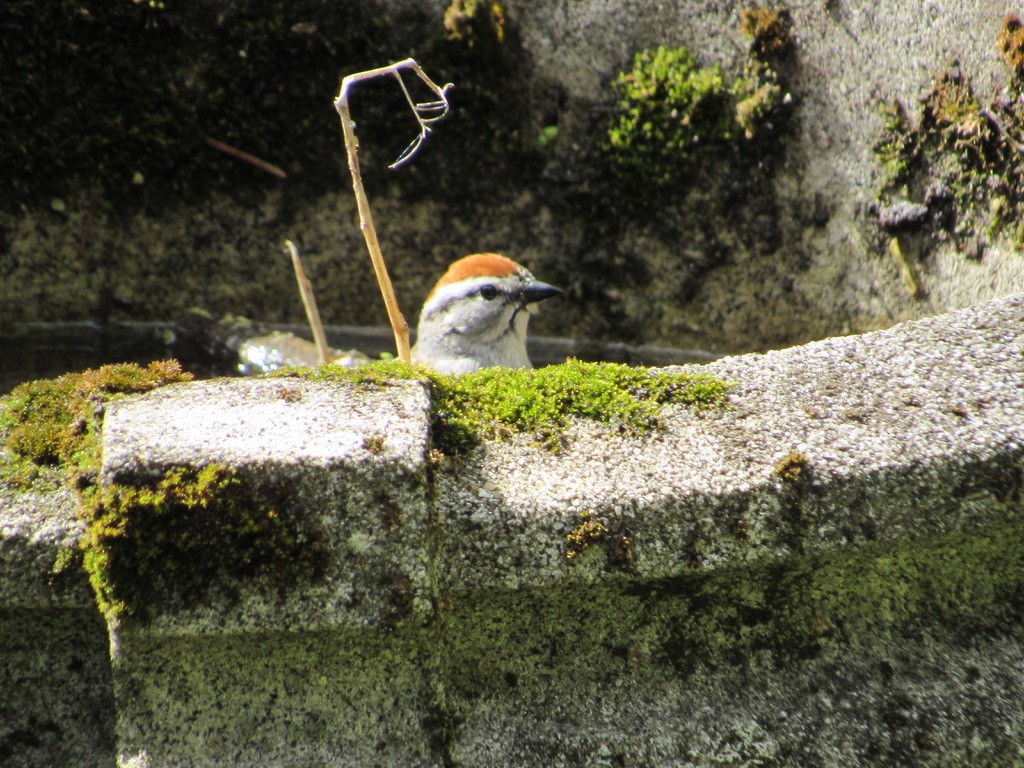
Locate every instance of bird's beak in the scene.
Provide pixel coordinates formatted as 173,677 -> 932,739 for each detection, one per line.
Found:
521,282 -> 563,305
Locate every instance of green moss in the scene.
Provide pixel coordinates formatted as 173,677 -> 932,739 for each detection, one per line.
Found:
605,46 -> 731,185
277,359 -> 730,454
1,360 -> 192,472
435,360 -> 728,452
83,463 -> 327,619
0,445 -> 63,493
874,100 -> 918,186
441,514 -> 1024,697
0,361 -> 329,620
604,43 -> 788,188
922,70 -> 986,136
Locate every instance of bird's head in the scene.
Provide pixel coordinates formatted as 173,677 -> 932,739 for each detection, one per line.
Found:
411,253 -> 562,374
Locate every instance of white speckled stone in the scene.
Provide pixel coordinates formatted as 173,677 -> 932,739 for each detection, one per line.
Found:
100,377 -> 433,635
436,293 -> 1024,591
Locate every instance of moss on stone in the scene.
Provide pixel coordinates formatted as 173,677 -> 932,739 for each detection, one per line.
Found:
432,359 -> 728,452
564,512 -> 635,569
2,358 -> 725,619
0,361 -> 296,619
873,61 -> 1024,250
997,13 -> 1024,76
440,513 -> 1024,697
278,358 -> 730,454
82,463 -> 328,619
739,7 -> 793,58
564,514 -> 611,562
0,360 -> 192,473
922,70 -> 986,137
874,100 -> 918,187
0,361 -> 328,620
772,449 -> 809,482
606,45 -> 733,186
604,38 -> 789,190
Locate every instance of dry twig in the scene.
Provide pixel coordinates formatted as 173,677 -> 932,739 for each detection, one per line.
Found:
284,239 -> 331,365
334,59 -> 453,363
205,137 -> 288,179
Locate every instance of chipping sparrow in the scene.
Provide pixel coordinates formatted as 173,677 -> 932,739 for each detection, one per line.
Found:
411,253 -> 562,374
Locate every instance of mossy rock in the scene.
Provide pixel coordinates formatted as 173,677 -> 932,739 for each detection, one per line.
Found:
873,47 -> 1024,249
83,463 -> 328,619
279,358 -> 730,453
2,358 -> 728,619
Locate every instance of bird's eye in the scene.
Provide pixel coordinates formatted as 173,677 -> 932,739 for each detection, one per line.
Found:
478,284 -> 499,300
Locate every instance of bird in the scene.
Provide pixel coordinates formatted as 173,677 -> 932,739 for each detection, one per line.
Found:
411,253 -> 562,374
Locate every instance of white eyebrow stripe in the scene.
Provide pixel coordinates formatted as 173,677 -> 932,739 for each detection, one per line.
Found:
422,274 -> 527,316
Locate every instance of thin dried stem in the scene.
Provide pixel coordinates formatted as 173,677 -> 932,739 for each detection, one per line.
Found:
889,236 -> 922,299
980,106 -> 1024,155
205,137 -> 288,179
285,239 -> 331,365
334,59 -> 453,364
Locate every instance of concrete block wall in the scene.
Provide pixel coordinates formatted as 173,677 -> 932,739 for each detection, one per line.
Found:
2,294 -> 1023,766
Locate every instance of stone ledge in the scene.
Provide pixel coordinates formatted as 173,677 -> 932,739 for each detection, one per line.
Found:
0,483 -> 92,609
2,293 -> 1023,767
100,376 -> 434,634
4,295 -> 1021,617
436,292 -> 1024,590
88,293 -> 1024,619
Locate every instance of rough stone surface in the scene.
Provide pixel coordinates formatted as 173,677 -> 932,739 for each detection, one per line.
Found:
1,294 -> 1023,766
437,292 -> 1024,590
0,480 -> 92,608
0,479 -> 115,768
101,377 -> 434,633
448,632 -> 1024,767
0,608 -> 116,768
506,0 -> 1024,348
